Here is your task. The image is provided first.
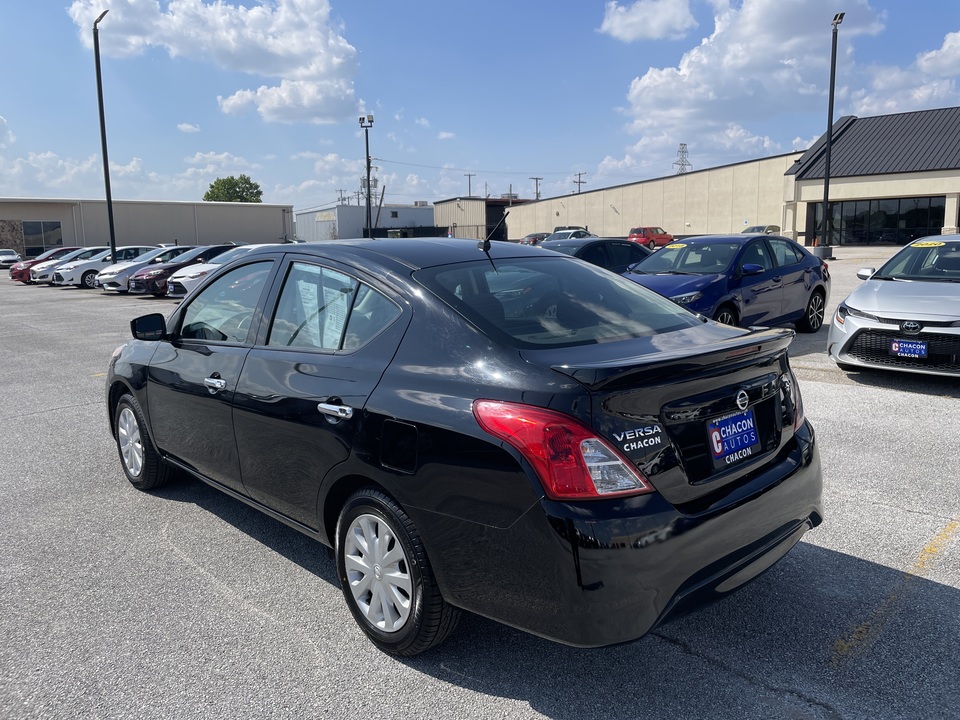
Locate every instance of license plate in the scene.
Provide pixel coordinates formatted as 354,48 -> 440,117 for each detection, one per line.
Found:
890,339 -> 927,358
707,409 -> 761,469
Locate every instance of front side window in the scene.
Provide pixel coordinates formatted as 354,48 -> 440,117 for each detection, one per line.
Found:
179,261 -> 272,343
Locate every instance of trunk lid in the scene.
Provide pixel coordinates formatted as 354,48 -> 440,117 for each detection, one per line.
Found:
520,325 -> 800,506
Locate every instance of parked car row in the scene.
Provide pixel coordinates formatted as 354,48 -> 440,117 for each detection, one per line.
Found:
7,243 -> 245,295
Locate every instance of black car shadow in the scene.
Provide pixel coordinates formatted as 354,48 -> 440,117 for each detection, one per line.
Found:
152,475 -> 959,720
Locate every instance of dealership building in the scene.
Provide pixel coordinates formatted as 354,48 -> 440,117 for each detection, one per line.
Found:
499,106 -> 960,245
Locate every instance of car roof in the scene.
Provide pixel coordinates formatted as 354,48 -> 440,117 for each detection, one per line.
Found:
667,234 -> 785,245
239,237 -> 550,272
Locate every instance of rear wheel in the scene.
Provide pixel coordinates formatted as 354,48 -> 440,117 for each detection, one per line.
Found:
797,290 -> 826,333
336,488 -> 460,656
713,304 -> 739,326
81,270 -> 98,289
113,393 -> 170,490
648,239 -> 656,250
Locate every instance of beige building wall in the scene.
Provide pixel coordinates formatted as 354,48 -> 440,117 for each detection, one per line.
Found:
505,153 -> 803,241
0,198 -> 294,251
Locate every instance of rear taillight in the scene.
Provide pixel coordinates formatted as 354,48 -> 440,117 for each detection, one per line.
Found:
473,400 -> 653,500
781,371 -> 805,430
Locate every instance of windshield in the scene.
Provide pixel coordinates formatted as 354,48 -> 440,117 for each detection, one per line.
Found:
873,239 -> 960,281
415,256 -> 702,349
630,241 -> 740,274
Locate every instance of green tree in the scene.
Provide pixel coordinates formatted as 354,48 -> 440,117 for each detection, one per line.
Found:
203,174 -> 263,203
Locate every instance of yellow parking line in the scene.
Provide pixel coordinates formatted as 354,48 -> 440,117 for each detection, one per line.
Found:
830,518 -> 959,666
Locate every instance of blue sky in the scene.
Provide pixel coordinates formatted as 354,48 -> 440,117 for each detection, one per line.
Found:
1,0 -> 958,214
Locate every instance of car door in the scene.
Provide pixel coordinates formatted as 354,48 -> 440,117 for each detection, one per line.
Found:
767,237 -> 810,322
232,257 -> 408,529
736,239 -> 782,326
145,260 -> 275,493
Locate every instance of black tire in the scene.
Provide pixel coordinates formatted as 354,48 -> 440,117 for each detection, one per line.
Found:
648,239 -> 656,250
797,290 -> 826,333
113,393 -> 170,490
81,270 -> 97,289
713,304 -> 739,326
336,488 -> 460,656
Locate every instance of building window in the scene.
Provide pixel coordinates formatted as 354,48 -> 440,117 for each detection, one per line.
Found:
22,221 -> 63,257
390,211 -> 399,219
818,196 -> 947,246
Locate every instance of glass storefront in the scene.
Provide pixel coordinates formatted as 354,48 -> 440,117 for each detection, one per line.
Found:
810,196 -> 946,245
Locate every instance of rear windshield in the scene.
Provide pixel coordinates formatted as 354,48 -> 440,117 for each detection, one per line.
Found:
415,256 -> 702,349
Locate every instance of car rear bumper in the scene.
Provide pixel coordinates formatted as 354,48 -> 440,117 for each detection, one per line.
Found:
420,422 -> 822,647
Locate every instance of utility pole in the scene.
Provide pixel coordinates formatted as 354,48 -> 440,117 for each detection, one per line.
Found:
336,189 -> 348,204
529,176 -> 542,200
574,172 -> 586,193
464,173 -> 475,198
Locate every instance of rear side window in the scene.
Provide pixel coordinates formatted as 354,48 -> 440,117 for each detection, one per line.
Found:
416,256 -> 701,349
268,262 -> 400,351
769,238 -> 803,267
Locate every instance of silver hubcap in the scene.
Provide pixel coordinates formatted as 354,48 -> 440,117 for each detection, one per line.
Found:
343,513 -> 412,633
117,407 -> 144,477
808,294 -> 824,329
83,273 -> 95,288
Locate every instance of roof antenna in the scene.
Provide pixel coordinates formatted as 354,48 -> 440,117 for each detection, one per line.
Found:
477,210 -> 509,252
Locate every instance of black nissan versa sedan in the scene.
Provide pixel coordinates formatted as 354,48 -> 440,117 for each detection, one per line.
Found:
106,238 -> 822,656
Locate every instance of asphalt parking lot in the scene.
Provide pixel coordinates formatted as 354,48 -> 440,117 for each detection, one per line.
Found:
1,249 -> 958,720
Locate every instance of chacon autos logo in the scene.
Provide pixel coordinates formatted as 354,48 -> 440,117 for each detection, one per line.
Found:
900,321 -> 922,334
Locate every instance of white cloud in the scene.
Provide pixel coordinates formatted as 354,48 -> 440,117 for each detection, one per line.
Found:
916,31 -> 960,77
620,0 -> 886,173
438,131 -> 455,140
600,0 -> 697,41
68,0 -> 358,124
177,123 -> 200,133
0,116 -> 14,148
415,118 -> 430,128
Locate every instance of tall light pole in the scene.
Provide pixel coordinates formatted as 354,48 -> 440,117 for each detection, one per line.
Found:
359,114 -> 374,238
821,11 -> 844,249
93,9 -> 118,264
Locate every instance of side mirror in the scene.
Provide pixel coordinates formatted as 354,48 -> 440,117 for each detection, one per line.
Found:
741,263 -> 765,276
856,267 -> 876,280
131,313 -> 167,341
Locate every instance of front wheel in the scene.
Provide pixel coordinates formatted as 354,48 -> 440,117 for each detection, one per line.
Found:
336,488 -> 460,656
797,290 -> 826,333
648,239 -> 656,250
81,270 -> 97,289
113,393 -> 170,490
713,304 -> 739,326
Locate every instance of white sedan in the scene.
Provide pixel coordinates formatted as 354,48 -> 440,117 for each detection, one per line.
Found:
96,245 -> 196,293
53,246 -> 157,288
166,244 -> 276,298
30,247 -> 107,284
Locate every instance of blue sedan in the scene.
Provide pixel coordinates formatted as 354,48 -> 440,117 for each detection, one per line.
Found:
623,234 -> 830,332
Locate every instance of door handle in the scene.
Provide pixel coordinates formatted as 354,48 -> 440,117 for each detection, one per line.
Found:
204,377 -> 227,394
317,402 -> 354,419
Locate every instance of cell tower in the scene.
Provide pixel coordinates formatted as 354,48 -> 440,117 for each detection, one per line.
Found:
673,143 -> 692,174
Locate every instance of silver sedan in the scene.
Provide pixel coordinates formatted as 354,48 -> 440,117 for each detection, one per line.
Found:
827,234 -> 960,377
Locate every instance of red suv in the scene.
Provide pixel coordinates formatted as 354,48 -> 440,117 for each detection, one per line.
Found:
628,227 -> 673,250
